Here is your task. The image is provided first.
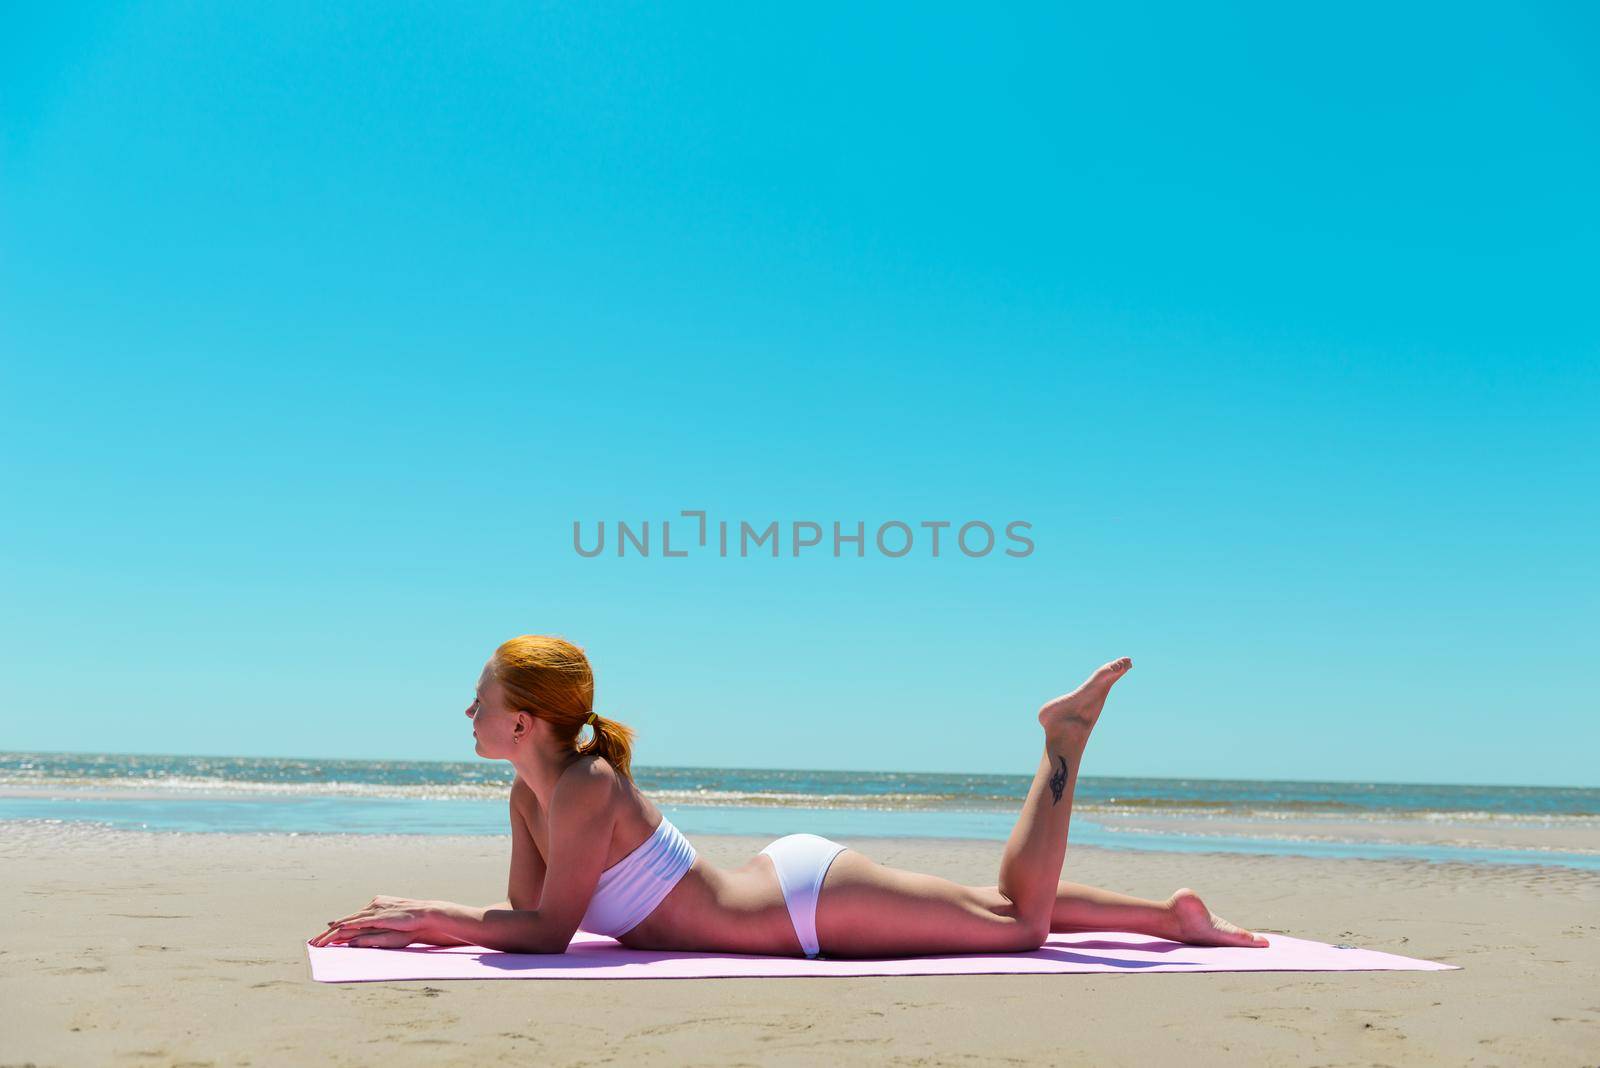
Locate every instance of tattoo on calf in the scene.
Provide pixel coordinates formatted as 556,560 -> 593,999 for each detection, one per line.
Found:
1048,755 -> 1069,805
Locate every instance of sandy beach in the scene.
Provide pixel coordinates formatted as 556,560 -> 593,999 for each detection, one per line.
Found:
4,823 -> 1597,1066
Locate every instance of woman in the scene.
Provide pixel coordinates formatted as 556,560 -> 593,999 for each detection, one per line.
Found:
311,635 -> 1267,957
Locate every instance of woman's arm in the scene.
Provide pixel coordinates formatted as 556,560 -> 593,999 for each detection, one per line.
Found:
507,778 -> 547,909
347,780 -> 544,947
427,764 -> 618,953
396,900 -> 512,947
314,764 -> 616,952
429,903 -> 567,953
415,782 -> 545,945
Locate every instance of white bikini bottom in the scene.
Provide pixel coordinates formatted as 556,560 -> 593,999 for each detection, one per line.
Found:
759,832 -> 849,958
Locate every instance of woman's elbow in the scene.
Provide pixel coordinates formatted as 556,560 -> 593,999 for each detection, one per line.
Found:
531,933 -> 574,954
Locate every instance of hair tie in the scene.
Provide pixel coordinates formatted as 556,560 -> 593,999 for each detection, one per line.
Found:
585,711 -> 598,726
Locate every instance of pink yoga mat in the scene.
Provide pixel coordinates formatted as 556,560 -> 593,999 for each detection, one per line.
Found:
306,930 -> 1455,982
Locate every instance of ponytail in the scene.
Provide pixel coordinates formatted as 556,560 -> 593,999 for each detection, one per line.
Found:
578,713 -> 637,782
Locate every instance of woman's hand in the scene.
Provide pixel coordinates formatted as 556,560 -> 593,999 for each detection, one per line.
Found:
310,895 -> 447,948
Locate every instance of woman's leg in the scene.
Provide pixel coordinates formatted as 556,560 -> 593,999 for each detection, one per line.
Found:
994,657 -> 1132,937
810,659 -> 1135,958
971,881 -> 1268,947
987,658 -> 1265,948
1046,882 -> 1180,935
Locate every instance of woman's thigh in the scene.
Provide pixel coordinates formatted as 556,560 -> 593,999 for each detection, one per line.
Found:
815,850 -> 1045,957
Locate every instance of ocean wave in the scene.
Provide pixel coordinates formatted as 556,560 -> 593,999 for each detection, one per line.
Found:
5,777 -> 1600,827
7,752 -> 1600,820
0,777 -> 1013,808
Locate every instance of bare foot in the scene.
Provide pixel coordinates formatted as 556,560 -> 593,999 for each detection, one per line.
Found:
1037,657 -> 1132,739
1168,887 -> 1269,948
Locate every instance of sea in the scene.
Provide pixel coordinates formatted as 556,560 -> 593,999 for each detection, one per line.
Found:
4,751 -> 1598,870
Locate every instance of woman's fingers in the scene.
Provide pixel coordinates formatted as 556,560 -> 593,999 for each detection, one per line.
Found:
311,925 -> 347,947
311,897 -> 430,947
327,906 -> 389,929
328,896 -> 422,928
316,924 -> 380,947
311,918 -> 384,947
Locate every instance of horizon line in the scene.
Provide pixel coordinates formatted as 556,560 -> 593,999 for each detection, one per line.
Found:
5,747 -> 1595,794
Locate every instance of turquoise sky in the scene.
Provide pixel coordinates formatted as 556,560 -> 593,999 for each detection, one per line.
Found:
3,3 -> 1595,785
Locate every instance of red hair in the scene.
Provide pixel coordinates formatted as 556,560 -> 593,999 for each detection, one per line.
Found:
489,634 -> 636,780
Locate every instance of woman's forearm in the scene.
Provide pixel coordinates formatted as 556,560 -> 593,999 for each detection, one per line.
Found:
433,902 -> 567,953
399,901 -> 516,947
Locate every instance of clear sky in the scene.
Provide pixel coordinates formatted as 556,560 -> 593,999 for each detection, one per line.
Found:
2,3 -> 1595,785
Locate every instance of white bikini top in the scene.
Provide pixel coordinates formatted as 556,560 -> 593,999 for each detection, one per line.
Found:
579,814 -> 697,937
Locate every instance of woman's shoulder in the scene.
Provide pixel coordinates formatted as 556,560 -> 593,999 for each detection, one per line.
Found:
564,757 -> 654,829
508,777 -> 540,828
580,750 -> 628,778
554,753 -> 626,801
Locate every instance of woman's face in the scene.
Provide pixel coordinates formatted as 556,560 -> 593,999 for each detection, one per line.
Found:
464,663 -> 525,759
